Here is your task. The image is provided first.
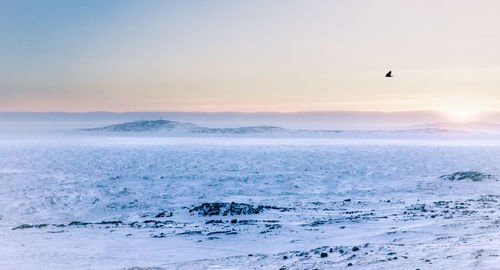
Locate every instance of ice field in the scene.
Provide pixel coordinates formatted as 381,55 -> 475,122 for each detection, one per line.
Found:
3,123 -> 500,269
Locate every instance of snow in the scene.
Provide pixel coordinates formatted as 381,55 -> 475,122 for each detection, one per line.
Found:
2,125 -> 500,269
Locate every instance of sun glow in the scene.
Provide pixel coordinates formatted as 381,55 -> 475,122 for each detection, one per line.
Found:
444,107 -> 480,122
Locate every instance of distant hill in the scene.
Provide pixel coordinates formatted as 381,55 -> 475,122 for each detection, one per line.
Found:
86,120 -> 198,132
83,119 -> 480,137
0,111 -> 457,130
193,126 -> 286,134
84,120 -> 287,134
409,121 -> 500,131
6,111 -> 500,131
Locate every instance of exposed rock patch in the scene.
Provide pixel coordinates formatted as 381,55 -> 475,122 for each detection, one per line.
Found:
439,171 -> 493,182
189,202 -> 264,216
189,202 -> 291,216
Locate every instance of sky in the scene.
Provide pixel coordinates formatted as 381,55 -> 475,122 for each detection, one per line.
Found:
1,0 -> 500,115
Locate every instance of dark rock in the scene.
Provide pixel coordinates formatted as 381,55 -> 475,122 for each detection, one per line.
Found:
207,231 -> 227,235
12,224 -> 46,230
439,171 -> 493,182
235,220 -> 256,225
308,220 -> 328,227
408,204 -> 426,211
155,211 -> 173,218
98,221 -> 122,225
260,224 -> 282,234
150,233 -> 166,238
320,252 -> 328,258
176,231 -> 202,236
352,246 -> 360,252
143,220 -> 159,224
190,202 -> 265,216
206,220 -> 223,224
68,221 -> 90,226
261,205 -> 293,212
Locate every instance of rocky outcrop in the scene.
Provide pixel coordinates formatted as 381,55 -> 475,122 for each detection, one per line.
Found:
439,171 -> 493,182
189,202 -> 265,216
189,202 -> 292,216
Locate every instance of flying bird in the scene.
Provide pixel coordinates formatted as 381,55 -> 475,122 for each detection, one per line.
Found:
385,71 -> 393,77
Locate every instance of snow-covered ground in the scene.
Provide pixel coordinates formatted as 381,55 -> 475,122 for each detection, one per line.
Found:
2,126 -> 500,269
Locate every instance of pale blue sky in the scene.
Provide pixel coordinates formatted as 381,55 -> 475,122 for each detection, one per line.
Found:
2,1 -> 500,114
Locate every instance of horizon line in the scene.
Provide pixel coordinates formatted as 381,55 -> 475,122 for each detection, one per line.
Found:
1,110 -> 499,114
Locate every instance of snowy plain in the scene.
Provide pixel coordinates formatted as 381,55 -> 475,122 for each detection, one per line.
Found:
2,121 -> 500,269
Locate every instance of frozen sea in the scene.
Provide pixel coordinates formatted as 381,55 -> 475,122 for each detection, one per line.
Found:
2,127 -> 500,269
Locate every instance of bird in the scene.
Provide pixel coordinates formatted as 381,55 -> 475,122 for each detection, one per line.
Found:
385,70 -> 393,77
